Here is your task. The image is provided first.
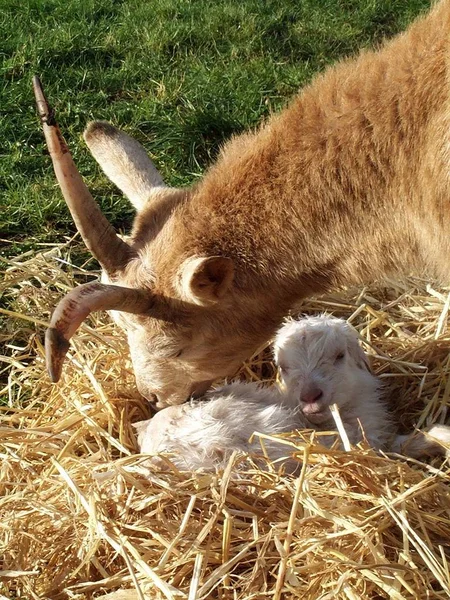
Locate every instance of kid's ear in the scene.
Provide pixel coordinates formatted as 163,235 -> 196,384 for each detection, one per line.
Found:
346,335 -> 371,372
178,256 -> 235,306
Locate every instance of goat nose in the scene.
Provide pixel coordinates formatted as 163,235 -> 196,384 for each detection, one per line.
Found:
145,391 -> 161,407
190,379 -> 213,398
149,392 -> 160,405
136,380 -> 160,406
301,385 -> 323,404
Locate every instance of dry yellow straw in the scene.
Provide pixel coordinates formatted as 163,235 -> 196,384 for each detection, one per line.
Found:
2,244 -> 450,599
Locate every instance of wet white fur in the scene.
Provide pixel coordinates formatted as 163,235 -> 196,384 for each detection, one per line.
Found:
134,383 -> 299,471
135,316 -> 450,471
273,316 -> 392,449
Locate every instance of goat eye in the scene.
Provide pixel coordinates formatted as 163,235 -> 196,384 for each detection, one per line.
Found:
335,352 -> 345,362
169,348 -> 183,359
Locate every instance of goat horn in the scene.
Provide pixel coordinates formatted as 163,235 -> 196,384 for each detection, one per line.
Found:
33,75 -> 133,274
46,282 -> 153,382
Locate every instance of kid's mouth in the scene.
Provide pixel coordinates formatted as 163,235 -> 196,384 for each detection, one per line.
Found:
301,401 -> 330,423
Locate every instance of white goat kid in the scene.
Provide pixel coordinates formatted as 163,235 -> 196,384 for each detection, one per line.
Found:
273,316 -> 390,450
275,316 -> 450,458
135,316 -> 450,471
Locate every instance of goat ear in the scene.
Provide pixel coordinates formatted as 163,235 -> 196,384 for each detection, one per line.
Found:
84,121 -> 167,212
346,335 -> 372,372
179,256 -> 234,305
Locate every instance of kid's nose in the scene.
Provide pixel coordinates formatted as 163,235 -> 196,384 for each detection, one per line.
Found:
301,383 -> 323,404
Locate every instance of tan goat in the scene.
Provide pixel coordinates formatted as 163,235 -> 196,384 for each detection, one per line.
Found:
36,0 -> 450,408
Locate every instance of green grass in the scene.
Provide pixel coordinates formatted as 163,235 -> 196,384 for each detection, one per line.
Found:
1,0 -> 431,257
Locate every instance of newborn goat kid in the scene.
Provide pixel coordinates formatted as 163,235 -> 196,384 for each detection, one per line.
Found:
135,317 -> 450,471
275,317 -> 450,459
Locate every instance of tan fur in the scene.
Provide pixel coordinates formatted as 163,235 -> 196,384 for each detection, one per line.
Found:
81,1 -> 450,407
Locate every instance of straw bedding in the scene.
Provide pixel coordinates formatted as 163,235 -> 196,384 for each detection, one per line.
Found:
1,243 -> 450,600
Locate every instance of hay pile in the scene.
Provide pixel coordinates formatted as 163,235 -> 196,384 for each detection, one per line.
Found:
1,243 -> 450,600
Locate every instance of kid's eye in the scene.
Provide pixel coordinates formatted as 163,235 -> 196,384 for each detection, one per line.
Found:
335,351 -> 345,362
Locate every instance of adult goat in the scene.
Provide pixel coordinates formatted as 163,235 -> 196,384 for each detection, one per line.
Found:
36,0 -> 450,407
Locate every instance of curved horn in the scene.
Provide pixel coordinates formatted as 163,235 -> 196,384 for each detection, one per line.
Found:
33,75 -> 132,274
46,282 -> 153,382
